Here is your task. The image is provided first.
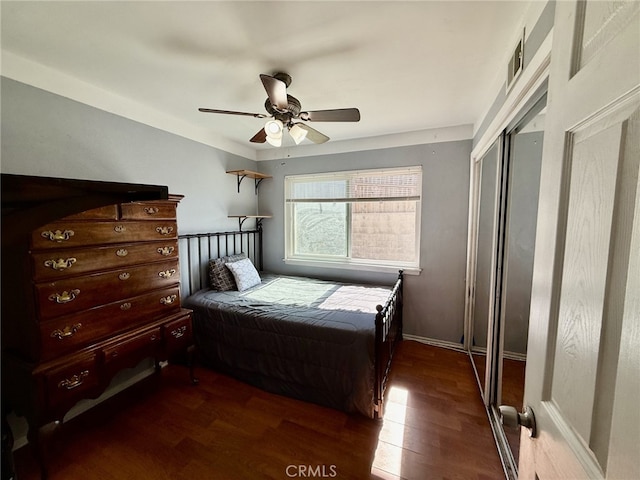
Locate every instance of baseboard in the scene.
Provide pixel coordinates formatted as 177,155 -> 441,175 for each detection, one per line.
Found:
503,351 -> 526,362
470,346 -> 526,362
9,360 -> 159,451
402,334 -> 466,353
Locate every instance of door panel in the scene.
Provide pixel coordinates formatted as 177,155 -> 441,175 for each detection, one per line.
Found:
552,114 -> 628,446
520,0 -> 639,478
551,99 -> 638,473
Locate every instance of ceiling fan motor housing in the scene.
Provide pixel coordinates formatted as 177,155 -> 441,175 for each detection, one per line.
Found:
265,95 -> 301,124
199,72 -> 358,145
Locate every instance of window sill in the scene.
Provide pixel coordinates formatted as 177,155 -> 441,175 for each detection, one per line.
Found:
283,258 -> 421,275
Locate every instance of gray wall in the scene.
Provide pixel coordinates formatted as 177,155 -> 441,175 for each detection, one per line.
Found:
0,77 -> 258,235
258,141 -> 471,343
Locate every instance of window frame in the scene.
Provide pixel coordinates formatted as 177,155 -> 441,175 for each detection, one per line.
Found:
284,166 -> 422,274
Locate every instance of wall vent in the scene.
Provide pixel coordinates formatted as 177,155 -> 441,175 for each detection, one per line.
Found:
507,29 -> 525,92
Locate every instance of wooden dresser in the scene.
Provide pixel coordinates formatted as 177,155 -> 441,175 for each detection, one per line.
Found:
1,175 -> 196,479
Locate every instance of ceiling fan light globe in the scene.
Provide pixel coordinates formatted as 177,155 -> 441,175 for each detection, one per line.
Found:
266,135 -> 282,147
289,124 -> 308,145
265,119 -> 283,137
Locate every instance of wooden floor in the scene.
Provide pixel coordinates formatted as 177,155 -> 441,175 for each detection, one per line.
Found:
12,341 -> 504,480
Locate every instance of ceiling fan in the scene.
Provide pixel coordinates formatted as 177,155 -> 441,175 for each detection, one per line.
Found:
198,72 -> 360,146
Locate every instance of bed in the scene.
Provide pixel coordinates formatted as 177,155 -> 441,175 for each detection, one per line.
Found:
178,227 -> 403,418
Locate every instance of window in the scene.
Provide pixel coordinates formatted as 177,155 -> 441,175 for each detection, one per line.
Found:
284,166 -> 422,272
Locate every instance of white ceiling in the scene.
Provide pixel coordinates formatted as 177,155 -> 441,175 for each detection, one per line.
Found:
1,1 -> 532,160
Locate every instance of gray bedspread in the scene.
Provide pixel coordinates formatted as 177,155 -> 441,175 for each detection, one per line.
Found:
183,273 -> 393,418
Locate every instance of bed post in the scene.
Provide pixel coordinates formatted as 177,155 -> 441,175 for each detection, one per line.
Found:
397,269 -> 404,341
257,221 -> 264,271
373,269 -> 404,419
374,304 -> 384,418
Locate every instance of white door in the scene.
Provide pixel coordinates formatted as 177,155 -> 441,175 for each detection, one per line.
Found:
519,1 -> 640,479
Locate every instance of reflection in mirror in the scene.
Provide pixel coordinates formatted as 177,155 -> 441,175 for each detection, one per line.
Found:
471,140 -> 500,396
497,107 -> 544,462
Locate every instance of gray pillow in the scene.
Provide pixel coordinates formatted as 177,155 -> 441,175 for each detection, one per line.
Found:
225,258 -> 261,292
208,252 -> 247,291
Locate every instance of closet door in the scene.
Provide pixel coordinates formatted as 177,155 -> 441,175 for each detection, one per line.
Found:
466,95 -> 546,480
468,140 -> 502,398
494,99 -> 545,474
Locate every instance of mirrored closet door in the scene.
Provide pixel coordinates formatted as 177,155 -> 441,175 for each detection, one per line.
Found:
465,93 -> 546,479
468,139 -> 501,398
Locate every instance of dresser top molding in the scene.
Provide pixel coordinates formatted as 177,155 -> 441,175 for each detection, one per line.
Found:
1,174 -> 169,246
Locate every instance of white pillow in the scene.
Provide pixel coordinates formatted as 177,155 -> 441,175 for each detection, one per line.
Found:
225,258 -> 261,292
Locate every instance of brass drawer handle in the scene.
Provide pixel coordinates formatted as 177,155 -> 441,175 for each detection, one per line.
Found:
157,246 -> 174,256
50,323 -> 82,340
120,302 -> 132,311
144,207 -> 159,215
160,294 -> 177,305
41,229 -> 74,242
158,269 -> 176,279
114,225 -> 127,233
58,370 -> 89,390
155,226 -> 174,236
171,326 -> 187,339
48,289 -> 80,304
44,257 -> 77,271
115,248 -> 128,257
118,272 -> 131,281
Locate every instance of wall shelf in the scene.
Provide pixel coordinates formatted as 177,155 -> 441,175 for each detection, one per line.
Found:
226,169 -> 272,194
228,214 -> 272,231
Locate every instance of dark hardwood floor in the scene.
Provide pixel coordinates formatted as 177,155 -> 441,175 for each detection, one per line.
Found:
12,341 -> 504,480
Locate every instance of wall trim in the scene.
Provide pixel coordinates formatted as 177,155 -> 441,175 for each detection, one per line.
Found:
255,124 -> 474,161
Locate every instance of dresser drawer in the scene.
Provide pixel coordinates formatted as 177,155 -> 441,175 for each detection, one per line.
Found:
36,259 -> 180,320
38,286 -> 182,360
32,240 -> 179,281
43,354 -> 100,410
32,220 -> 177,249
120,202 -> 177,220
102,326 -> 162,372
163,313 -> 193,355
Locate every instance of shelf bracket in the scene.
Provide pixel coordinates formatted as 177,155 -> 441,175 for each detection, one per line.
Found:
237,216 -> 249,231
254,178 -> 264,194
236,174 -> 247,193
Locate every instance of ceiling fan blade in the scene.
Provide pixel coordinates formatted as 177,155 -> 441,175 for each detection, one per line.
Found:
299,108 -> 360,122
295,123 -> 329,144
249,128 -> 267,143
260,74 -> 288,111
199,108 -> 266,118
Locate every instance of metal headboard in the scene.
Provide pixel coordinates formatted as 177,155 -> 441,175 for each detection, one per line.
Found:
178,227 -> 263,300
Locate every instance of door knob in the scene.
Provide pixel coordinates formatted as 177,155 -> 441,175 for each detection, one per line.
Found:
498,405 -> 537,438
